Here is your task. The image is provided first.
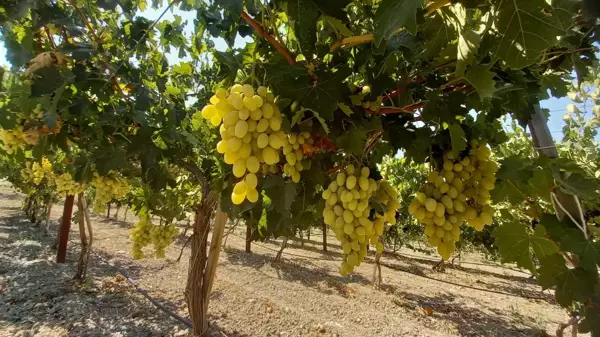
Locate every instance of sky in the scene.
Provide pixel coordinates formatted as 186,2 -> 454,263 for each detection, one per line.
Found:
0,6 -> 595,143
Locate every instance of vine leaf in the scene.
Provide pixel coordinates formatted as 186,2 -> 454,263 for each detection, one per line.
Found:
540,73 -> 569,98
525,169 -> 553,201
552,170 -> 600,200
309,0 -> 352,21
269,66 -> 350,121
283,0 -> 320,56
373,0 -> 422,46
448,124 -> 466,157
335,127 -> 366,156
537,253 -> 599,307
494,0 -> 565,68
465,65 -> 496,100
442,3 -> 483,77
493,222 -> 558,273
262,175 -> 298,217
541,214 -> 600,269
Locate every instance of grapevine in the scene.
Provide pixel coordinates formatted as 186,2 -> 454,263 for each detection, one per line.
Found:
408,142 -> 498,259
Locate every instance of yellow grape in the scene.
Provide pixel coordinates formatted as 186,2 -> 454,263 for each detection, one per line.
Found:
408,141 -> 498,260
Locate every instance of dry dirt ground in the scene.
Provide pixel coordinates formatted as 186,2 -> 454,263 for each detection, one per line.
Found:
0,181 -> 581,337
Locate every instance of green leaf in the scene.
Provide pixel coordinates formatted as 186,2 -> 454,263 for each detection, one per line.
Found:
537,253 -> 598,307
561,230 -> 600,269
215,0 -> 242,18
284,0 -> 320,56
540,73 -> 569,98
494,0 -> 565,68
578,306 -> 600,335
448,124 -> 466,157
337,103 -> 353,116
336,127 -> 366,156
309,0 -> 351,21
456,30 -> 482,77
442,3 -> 482,77
525,169 -> 553,201
493,222 -> 558,273
30,67 -> 63,97
323,16 -> 353,37
373,0 -> 421,46
262,175 -> 298,216
552,170 -> 600,200
491,181 -> 526,204
465,65 -> 496,100
270,67 -> 350,121
171,62 -> 193,75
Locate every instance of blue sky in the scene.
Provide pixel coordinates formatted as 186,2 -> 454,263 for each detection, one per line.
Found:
0,6 -> 593,143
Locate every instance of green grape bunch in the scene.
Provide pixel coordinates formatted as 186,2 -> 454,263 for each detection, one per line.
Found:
150,224 -> 179,258
130,217 -> 153,259
91,172 -> 130,212
196,84 -> 314,206
408,142 -> 498,260
322,164 -> 392,276
372,180 -> 401,251
130,216 -> 179,259
55,172 -> 85,197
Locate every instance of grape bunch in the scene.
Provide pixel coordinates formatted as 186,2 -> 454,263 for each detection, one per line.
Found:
150,224 -> 179,258
91,172 -> 130,212
31,162 -> 45,185
408,142 -> 498,260
282,132 -> 313,183
21,157 -> 54,185
130,217 -> 179,259
130,217 -> 153,259
322,164 -> 381,276
372,180 -> 401,252
0,127 -> 26,154
197,84 -> 311,205
55,172 -> 86,196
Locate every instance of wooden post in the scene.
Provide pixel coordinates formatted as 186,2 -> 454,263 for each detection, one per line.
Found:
322,223 -> 327,252
245,221 -> 252,253
45,199 -> 53,232
56,195 -> 75,263
529,104 -> 590,334
529,104 -> 585,225
106,203 -> 111,218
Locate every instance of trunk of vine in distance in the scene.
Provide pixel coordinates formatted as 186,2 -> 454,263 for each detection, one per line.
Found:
322,223 -> 327,252
74,193 -> 88,280
245,221 -> 252,253
185,193 -> 228,336
56,195 -> 75,263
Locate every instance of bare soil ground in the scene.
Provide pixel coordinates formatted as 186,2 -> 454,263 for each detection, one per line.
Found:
0,181 -> 579,337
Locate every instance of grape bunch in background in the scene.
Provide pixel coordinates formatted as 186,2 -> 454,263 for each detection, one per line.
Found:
408,142 -> 498,259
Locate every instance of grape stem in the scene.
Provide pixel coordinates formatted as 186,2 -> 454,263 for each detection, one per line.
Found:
330,0 -> 452,51
241,11 -> 296,65
369,102 -> 426,115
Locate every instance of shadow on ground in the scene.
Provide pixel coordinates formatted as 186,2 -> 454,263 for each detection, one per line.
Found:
222,245 -> 370,298
391,290 -> 548,337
